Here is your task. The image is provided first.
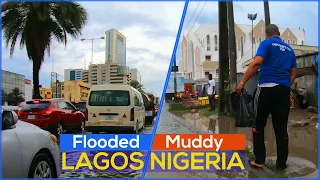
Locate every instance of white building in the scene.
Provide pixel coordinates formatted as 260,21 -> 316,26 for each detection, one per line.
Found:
105,28 -> 127,66
180,20 -> 306,81
64,69 -> 83,81
129,68 -> 141,84
24,79 -> 33,101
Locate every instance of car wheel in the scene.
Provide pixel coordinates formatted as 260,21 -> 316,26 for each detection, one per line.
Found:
57,122 -> 64,135
28,153 -> 56,178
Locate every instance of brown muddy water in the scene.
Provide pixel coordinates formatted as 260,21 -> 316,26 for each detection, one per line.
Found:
181,112 -> 318,178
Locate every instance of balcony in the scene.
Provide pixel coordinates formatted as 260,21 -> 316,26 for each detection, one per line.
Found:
202,61 -> 218,71
80,89 -> 89,94
80,96 -> 87,101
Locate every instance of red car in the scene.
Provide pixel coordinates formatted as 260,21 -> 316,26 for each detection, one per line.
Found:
18,99 -> 85,135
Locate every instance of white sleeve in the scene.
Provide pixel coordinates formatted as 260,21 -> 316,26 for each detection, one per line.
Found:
211,80 -> 216,87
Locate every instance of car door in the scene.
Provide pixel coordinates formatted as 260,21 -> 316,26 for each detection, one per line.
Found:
66,102 -> 81,126
2,128 -> 23,177
57,101 -> 71,125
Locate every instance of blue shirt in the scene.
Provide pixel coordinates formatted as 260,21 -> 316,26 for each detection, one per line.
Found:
255,36 -> 297,87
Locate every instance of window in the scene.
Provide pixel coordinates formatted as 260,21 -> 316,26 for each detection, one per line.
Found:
134,95 -> 140,106
282,39 -> 285,42
205,56 -> 211,61
214,35 -> 218,51
293,40 -> 296,45
301,40 -> 304,45
206,35 -> 210,51
205,72 -> 209,76
259,37 -> 262,43
21,101 -> 51,111
287,40 -> 290,44
58,101 -> 67,109
216,68 -> 219,77
252,37 -> 256,44
65,102 -> 76,110
88,90 -> 130,106
240,36 -> 244,57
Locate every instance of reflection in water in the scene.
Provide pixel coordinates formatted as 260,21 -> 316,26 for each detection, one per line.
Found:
182,113 -> 318,178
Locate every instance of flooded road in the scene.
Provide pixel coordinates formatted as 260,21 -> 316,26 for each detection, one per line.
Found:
147,103 -> 318,178
59,123 -> 154,178
59,104 -> 318,178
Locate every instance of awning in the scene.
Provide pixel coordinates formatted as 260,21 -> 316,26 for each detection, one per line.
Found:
184,78 -> 196,84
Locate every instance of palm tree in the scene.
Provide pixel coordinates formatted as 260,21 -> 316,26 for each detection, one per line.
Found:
2,2 -> 88,99
130,80 -> 145,93
7,88 -> 25,106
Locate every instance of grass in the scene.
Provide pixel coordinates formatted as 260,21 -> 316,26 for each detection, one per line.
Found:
168,103 -> 218,118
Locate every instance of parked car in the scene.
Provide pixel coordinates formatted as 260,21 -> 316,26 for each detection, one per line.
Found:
18,99 -> 85,135
71,101 -> 87,120
147,94 -> 157,117
18,102 -> 26,111
142,93 -> 155,124
2,107 -> 60,178
86,84 -> 145,134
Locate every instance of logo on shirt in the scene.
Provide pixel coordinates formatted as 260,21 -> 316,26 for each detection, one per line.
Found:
272,43 -> 291,52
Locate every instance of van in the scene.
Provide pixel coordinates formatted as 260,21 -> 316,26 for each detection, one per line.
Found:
86,84 -> 145,133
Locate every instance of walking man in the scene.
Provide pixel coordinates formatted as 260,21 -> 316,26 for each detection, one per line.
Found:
207,74 -> 216,111
236,24 -> 297,170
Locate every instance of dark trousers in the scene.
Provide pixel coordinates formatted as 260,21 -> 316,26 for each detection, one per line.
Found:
208,95 -> 215,110
252,85 -> 290,167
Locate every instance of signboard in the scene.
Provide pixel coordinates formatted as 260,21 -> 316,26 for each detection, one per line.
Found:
166,72 -> 184,93
25,79 -> 31,85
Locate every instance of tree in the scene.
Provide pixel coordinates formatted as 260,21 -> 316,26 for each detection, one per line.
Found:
2,2 -> 88,99
7,88 -> 25,106
2,89 -> 8,105
130,80 -> 145,93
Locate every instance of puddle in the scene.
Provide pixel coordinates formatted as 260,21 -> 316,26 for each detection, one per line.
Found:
182,113 -> 318,178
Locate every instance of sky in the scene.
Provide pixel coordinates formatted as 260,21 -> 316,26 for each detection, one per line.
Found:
176,1 -> 318,61
2,2 -> 184,97
2,1 -> 318,98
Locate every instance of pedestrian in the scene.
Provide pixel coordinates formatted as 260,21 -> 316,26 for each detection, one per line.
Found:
236,24 -> 297,170
207,74 -> 216,111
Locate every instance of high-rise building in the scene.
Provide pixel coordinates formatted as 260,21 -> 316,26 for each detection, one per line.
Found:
82,62 -> 131,86
105,28 -> 126,66
2,70 -> 25,94
64,69 -> 83,81
129,69 -> 141,84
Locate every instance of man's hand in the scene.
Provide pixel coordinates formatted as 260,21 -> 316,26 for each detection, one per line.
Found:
236,81 -> 245,94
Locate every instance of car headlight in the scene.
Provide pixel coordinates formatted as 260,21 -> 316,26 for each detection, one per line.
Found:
50,134 -> 58,144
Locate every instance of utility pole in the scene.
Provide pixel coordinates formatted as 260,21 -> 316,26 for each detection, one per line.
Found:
173,55 -> 178,101
248,13 -> 257,59
264,2 -> 271,27
218,2 -> 229,114
227,2 -> 237,115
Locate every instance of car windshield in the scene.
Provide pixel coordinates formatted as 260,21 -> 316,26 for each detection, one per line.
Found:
72,102 -> 86,109
89,90 -> 130,106
21,101 -> 51,111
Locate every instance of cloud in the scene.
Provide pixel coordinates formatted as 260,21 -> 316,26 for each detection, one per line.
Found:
2,2 -> 185,97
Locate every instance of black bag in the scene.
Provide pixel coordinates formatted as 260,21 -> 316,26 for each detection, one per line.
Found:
230,89 -> 255,127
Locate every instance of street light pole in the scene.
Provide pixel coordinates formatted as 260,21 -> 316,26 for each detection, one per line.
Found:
81,36 -> 105,65
248,13 -> 257,59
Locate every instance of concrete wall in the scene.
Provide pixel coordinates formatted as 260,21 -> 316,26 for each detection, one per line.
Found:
295,54 -> 318,106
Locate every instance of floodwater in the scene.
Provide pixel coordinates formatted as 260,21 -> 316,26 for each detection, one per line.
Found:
59,124 -> 154,178
182,111 -> 318,178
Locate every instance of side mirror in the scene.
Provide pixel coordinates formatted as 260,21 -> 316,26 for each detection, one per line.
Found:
2,110 -> 18,128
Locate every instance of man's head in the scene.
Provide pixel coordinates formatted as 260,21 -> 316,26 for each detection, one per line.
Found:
208,74 -> 212,80
265,24 -> 280,38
